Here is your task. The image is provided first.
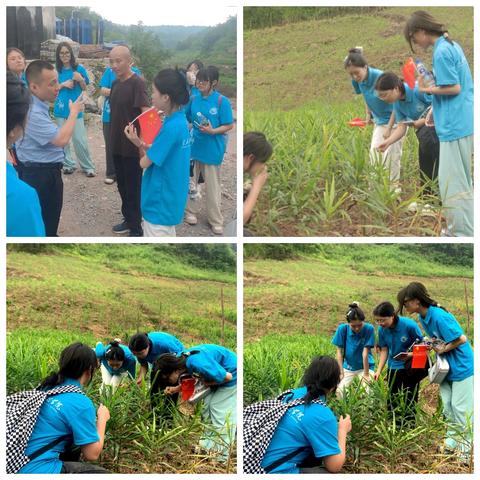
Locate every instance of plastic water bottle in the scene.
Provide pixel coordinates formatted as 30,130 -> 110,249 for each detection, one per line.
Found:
414,58 -> 435,87
196,112 -> 209,126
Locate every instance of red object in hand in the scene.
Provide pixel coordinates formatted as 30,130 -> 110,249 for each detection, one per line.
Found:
348,117 -> 367,128
411,344 -> 428,368
135,108 -> 163,145
402,57 -> 416,89
180,377 -> 196,401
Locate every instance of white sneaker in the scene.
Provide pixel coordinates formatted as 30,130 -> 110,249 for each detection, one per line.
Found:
211,225 -> 224,235
185,213 -> 197,225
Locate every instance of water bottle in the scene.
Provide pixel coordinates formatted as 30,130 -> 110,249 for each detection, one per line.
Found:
196,112 -> 209,127
414,58 -> 435,87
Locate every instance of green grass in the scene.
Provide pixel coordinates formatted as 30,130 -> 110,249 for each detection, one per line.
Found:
243,7 -> 473,236
244,245 -> 473,341
8,329 -> 235,473
7,248 -> 236,347
244,334 -> 472,473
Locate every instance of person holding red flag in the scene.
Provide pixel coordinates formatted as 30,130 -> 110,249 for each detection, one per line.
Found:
109,45 -> 150,236
124,69 -> 191,236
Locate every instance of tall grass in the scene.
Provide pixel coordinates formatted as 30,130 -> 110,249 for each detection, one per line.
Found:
244,334 -> 472,473
7,329 -> 236,473
245,106 -> 443,236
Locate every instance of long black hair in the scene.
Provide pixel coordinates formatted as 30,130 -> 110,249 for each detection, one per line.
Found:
372,301 -> 399,324
404,11 -> 453,51
152,351 -> 201,382
55,41 -> 78,72
39,342 -> 97,389
302,356 -> 341,404
7,72 -> 31,137
345,301 -> 365,322
153,68 -> 190,107
375,72 -> 406,96
397,282 -> 445,314
105,340 -> 125,362
244,132 -> 273,164
128,333 -> 151,353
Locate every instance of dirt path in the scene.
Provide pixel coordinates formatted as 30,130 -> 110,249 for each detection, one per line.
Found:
58,110 -> 237,237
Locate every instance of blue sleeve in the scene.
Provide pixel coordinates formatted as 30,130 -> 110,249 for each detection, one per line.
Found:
185,98 -> 193,123
331,325 -> 345,348
219,96 -> 233,126
306,408 -> 341,459
99,69 -> 111,88
393,103 -> 406,122
378,327 -> 387,348
146,124 -> 176,168
95,343 -> 105,359
68,399 -> 100,446
188,354 -> 227,384
352,79 -> 361,94
126,357 -> 137,378
418,91 -> 432,106
77,65 -> 90,85
365,325 -> 375,348
436,312 -> 464,343
434,46 -> 460,86
132,66 -> 141,76
26,110 -> 59,146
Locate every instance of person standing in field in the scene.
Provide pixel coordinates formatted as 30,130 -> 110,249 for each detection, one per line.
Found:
154,344 -> 237,462
260,356 -> 351,474
404,11 -> 473,237
373,301 -> 424,424
53,42 -> 96,177
95,340 -> 137,391
344,48 -> 404,186
17,343 -> 110,473
109,45 -> 150,237
124,68 -> 191,237
15,60 -> 84,236
99,63 -> 141,185
184,66 -> 234,235
331,302 -> 375,397
397,282 -> 473,460
6,72 -> 45,236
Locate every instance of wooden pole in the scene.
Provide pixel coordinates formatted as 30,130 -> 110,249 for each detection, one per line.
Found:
221,286 -> 225,345
464,280 -> 471,339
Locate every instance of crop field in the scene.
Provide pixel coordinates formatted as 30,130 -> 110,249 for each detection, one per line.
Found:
243,245 -> 473,473
244,7 -> 473,236
7,245 -> 237,473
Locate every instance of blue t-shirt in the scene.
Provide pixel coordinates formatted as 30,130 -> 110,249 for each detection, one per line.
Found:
261,386 -> 341,474
142,110 -> 191,226
378,316 -> 423,369
352,67 -> 393,125
53,64 -> 90,119
185,344 -> 237,387
186,90 -> 233,165
419,306 -> 473,382
19,379 -> 99,474
6,162 -> 45,237
393,82 -> 432,122
16,95 -> 65,165
95,342 -> 137,378
99,66 -> 141,123
431,37 -> 473,142
139,332 -> 184,366
332,323 -> 375,371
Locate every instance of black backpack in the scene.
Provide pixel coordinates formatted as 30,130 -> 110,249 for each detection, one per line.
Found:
6,385 -> 84,474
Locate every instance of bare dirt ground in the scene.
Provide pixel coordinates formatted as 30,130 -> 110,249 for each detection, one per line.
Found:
58,109 -> 237,237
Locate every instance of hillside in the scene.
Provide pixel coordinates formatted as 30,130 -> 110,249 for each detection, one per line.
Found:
244,7 -> 473,111
244,244 -> 473,340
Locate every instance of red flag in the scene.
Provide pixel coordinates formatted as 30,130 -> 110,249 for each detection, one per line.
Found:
348,117 -> 367,128
134,108 -> 163,145
402,57 -> 416,89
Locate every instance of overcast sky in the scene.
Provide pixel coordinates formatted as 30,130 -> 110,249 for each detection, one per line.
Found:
91,4 -> 236,27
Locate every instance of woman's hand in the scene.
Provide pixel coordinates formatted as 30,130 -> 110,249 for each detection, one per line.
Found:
338,415 -> 352,434
165,385 -> 182,395
433,343 -> 447,354
413,118 -> 426,129
124,124 -> 142,147
199,121 -> 215,135
62,79 -> 75,89
376,140 -> 390,153
373,370 -> 382,381
383,127 -> 392,139
97,404 -> 110,423
252,166 -> 268,189
72,71 -> 83,82
425,108 -> 435,127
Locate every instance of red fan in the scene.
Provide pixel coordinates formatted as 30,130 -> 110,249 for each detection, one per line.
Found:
348,117 -> 368,128
402,57 -> 416,89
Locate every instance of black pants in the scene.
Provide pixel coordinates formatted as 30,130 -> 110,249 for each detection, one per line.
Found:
20,163 -> 63,237
112,154 -> 142,233
416,125 -> 439,195
298,455 -> 329,474
102,123 -> 116,180
387,368 -> 420,425
61,462 -> 110,474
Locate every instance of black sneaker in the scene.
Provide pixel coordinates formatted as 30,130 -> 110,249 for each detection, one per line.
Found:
112,222 -> 129,234
128,228 -> 143,237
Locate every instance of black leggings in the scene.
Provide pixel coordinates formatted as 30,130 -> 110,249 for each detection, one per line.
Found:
59,447 -> 110,473
415,125 -> 439,196
387,368 -> 421,425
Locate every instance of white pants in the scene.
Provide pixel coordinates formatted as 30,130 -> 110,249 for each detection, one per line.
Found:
142,220 -> 176,237
337,369 -> 374,398
370,124 -> 404,183
100,364 -> 128,391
